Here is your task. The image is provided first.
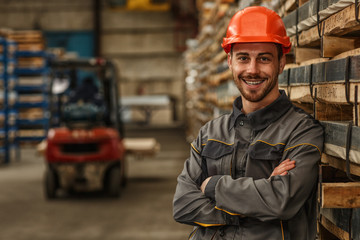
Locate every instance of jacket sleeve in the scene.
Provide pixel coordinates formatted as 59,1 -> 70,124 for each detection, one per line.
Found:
173,128 -> 240,227
208,119 -> 323,222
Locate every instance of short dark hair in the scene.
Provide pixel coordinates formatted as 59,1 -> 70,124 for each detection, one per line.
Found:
230,43 -> 283,61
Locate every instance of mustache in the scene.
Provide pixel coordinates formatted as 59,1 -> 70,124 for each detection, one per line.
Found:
238,74 -> 266,80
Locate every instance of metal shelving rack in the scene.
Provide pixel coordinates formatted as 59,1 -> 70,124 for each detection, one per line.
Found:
0,37 -> 18,163
14,50 -> 50,143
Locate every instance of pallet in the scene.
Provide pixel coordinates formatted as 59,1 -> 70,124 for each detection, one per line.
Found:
283,0 -> 355,36
322,153 -> 360,176
319,208 -> 360,240
1,30 -> 45,51
321,182 -> 360,208
18,94 -> 46,103
18,108 -> 44,120
123,138 -> 160,157
280,54 -> 360,104
18,129 -> 46,137
279,53 -> 360,122
17,76 -> 45,86
291,3 -> 360,47
17,57 -> 45,68
322,121 -> 360,164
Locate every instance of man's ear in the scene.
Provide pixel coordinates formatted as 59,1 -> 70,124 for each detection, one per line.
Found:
278,54 -> 286,74
227,53 -> 232,71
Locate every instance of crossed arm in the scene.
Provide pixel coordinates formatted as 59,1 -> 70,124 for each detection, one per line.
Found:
200,158 -> 296,193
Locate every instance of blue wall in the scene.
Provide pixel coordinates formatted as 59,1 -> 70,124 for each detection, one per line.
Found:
44,31 -> 94,57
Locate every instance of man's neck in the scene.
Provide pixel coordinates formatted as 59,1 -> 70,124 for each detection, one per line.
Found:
241,91 -> 281,115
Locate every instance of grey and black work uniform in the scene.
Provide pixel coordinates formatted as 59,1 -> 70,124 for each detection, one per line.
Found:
173,90 -> 324,240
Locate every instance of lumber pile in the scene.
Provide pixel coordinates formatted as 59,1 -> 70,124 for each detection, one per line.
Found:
0,29 -> 46,69
0,29 -> 50,143
184,0 -> 239,141
123,138 -> 160,157
276,1 -> 360,239
0,29 -> 45,52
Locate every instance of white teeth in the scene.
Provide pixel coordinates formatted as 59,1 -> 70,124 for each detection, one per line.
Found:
244,80 -> 264,85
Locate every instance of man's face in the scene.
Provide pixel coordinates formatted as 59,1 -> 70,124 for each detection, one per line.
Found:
228,43 -> 286,103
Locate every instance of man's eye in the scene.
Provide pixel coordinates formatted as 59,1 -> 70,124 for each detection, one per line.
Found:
237,56 -> 248,61
259,57 -> 271,62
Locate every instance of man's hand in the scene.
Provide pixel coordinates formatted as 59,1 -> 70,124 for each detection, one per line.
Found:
270,159 -> 296,178
200,177 -> 211,193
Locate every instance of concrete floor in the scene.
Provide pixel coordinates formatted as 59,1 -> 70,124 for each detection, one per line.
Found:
0,126 -> 192,240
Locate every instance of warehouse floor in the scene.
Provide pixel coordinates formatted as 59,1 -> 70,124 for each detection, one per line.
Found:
0,126 -> 192,240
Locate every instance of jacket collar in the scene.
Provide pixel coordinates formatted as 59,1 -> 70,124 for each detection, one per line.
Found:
229,90 -> 292,131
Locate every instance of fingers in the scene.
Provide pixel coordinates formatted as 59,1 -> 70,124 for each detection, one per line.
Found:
200,177 -> 211,193
270,159 -> 296,177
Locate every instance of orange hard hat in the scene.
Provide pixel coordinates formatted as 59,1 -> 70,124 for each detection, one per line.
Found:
222,6 -> 291,54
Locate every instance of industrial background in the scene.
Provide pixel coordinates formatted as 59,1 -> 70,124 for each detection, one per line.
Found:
0,0 -> 360,239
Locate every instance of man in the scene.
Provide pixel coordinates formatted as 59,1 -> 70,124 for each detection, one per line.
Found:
173,6 -> 323,240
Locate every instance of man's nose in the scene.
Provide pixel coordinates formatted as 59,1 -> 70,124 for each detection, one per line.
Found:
246,59 -> 260,75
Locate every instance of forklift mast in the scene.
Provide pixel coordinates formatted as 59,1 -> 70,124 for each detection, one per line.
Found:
48,58 -> 124,138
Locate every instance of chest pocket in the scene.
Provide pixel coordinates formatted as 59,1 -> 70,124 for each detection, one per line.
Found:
201,140 -> 234,176
246,140 -> 285,179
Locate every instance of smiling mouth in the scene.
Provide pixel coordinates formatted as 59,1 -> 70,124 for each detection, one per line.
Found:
243,79 -> 266,85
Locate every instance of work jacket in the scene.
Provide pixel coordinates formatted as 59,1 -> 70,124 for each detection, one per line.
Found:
173,91 -> 324,240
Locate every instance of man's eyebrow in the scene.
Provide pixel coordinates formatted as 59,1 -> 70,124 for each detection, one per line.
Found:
258,52 -> 274,56
235,52 -> 249,56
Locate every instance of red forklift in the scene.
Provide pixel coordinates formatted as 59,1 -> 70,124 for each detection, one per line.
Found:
43,58 -> 126,198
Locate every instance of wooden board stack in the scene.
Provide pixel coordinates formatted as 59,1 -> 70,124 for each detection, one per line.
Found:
0,29 -> 46,69
276,0 -> 360,239
184,0 -> 238,141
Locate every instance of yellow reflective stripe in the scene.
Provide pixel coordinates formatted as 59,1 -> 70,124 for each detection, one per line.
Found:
207,139 -> 234,146
191,143 -> 200,154
284,143 -> 321,155
215,206 -> 243,216
250,140 -> 285,146
194,222 -> 225,227
280,220 -> 285,240
252,140 -> 322,155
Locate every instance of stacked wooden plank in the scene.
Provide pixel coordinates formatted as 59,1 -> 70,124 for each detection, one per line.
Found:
277,1 -> 360,239
0,29 -> 46,69
1,30 -> 45,52
0,29 -> 50,144
184,0 -> 238,141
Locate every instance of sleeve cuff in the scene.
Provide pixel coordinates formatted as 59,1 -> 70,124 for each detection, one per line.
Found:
204,175 -> 222,200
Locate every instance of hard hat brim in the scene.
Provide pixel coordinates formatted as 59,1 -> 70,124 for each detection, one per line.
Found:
222,35 -> 291,54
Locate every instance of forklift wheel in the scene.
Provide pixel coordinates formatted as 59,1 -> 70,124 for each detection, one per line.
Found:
106,166 -> 122,197
44,169 -> 58,199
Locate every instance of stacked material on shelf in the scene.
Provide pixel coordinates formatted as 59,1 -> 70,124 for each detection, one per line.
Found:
6,29 -> 50,143
283,0 -> 355,36
18,108 -> 45,120
1,30 -> 46,70
276,1 -> 360,238
279,54 -> 360,102
0,30 -> 45,52
18,129 -> 46,139
184,0 -> 239,141
17,76 -> 45,87
322,121 -> 360,164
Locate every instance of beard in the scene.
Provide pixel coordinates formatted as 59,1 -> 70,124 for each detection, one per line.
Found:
234,72 -> 279,103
